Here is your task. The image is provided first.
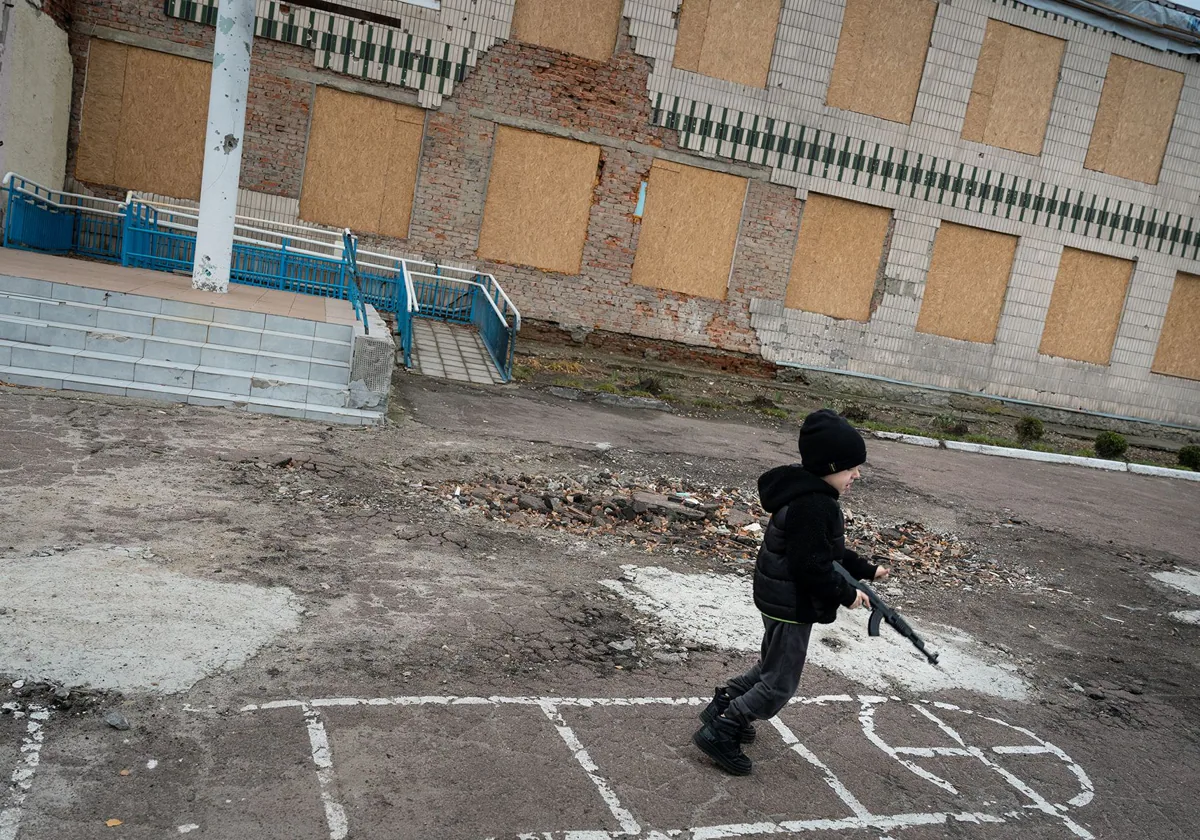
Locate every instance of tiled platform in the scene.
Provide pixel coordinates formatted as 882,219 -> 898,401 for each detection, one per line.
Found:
0,248 -> 360,327
411,318 -> 501,385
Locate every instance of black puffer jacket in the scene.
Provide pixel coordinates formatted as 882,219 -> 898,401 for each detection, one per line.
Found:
752,464 -> 878,624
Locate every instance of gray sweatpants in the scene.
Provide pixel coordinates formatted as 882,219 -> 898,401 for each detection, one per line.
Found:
726,615 -> 812,722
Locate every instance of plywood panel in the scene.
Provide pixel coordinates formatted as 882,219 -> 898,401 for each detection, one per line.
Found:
673,0 -> 710,72
511,0 -> 622,63
75,39 -> 128,185
112,49 -> 209,200
1084,55 -> 1183,185
673,0 -> 782,88
477,126 -> 600,274
631,159 -> 747,299
785,194 -> 891,321
300,87 -> 425,239
826,0 -> 936,124
916,222 -> 1017,343
961,20 -> 1064,156
1152,271 -> 1200,381
1039,248 -> 1133,365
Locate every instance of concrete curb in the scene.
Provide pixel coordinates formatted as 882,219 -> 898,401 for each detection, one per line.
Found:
869,431 -> 1200,482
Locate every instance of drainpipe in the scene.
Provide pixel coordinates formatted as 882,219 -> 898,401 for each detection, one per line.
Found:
191,0 -> 254,293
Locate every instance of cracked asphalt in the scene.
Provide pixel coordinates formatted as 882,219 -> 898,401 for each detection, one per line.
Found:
1,376 -> 1198,839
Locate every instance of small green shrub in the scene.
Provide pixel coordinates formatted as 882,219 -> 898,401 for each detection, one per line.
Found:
932,414 -> 970,436
1015,416 -> 1044,444
1178,444 -> 1200,471
1094,431 -> 1128,460
634,376 -> 665,396
840,403 -> 872,423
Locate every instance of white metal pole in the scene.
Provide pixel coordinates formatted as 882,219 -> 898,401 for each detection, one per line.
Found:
191,0 -> 255,293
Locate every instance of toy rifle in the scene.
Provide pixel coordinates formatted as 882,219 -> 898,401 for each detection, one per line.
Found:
834,562 -> 940,666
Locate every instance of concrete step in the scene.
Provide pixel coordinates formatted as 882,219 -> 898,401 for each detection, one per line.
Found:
0,311 -> 352,385
0,363 -> 381,424
0,340 -> 352,406
0,293 -> 353,368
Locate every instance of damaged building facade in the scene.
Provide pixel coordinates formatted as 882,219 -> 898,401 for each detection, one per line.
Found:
7,0 -> 1200,426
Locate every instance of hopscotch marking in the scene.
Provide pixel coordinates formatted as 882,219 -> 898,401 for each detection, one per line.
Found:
242,694 -> 1096,840
0,704 -> 50,840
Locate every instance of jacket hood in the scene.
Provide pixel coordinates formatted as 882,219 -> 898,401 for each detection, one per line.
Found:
757,464 -> 837,512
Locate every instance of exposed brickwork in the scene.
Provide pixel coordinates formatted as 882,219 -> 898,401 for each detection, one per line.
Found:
61,2 -> 788,354
42,0 -> 74,31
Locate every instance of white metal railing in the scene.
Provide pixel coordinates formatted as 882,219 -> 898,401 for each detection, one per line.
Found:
5,172 -> 126,218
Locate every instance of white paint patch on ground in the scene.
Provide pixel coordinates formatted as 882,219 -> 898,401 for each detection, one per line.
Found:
1152,569 -> 1200,598
602,565 -> 1029,701
0,546 -> 302,693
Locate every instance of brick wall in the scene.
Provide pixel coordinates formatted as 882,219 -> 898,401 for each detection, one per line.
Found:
62,1 -> 779,355
58,0 -> 1200,424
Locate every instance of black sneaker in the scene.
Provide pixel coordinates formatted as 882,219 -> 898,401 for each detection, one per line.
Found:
693,714 -> 753,776
699,687 -> 757,744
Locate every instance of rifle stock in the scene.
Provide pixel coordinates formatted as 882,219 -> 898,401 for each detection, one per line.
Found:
834,562 -> 940,666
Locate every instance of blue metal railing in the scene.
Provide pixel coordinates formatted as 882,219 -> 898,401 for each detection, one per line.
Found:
357,253 -> 417,366
402,260 -> 521,381
2,173 -> 520,377
3,174 -> 124,259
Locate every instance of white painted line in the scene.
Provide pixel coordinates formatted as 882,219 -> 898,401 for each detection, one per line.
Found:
247,694 -> 1094,840
861,700 -> 958,794
303,706 -> 349,840
768,716 -> 872,820
916,706 -> 1095,839
537,701 -> 640,836
979,716 -> 1095,809
0,705 -> 49,840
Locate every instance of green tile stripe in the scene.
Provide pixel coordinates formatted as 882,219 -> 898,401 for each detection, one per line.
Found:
658,96 -> 1200,259
163,1 -> 475,94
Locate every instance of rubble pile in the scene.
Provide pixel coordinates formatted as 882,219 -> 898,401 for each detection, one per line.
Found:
433,470 -> 1020,590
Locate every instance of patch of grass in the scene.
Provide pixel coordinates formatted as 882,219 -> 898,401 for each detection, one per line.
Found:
839,402 -> 872,423
963,433 -> 1018,447
634,376 -> 666,396
858,420 -> 925,437
594,382 -> 620,394
693,397 -> 726,410
931,414 -> 970,435
759,407 -> 790,420
551,376 -> 587,389
511,364 -> 534,381
624,390 -> 656,399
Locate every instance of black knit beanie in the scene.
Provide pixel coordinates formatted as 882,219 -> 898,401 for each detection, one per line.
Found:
798,409 -> 867,476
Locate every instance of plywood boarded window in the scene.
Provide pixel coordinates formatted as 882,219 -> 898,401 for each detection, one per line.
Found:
511,0 -> 622,63
1152,271 -> 1200,381
785,194 -> 890,321
1039,248 -> 1133,365
1085,55 -> 1183,185
962,20 -> 1065,156
75,40 -> 209,199
477,127 -> 600,274
673,0 -> 783,88
299,87 -> 425,239
916,222 -> 1018,344
825,0 -> 936,124
630,160 -> 747,300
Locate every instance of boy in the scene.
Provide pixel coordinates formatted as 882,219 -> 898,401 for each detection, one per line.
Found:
692,408 -> 889,775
